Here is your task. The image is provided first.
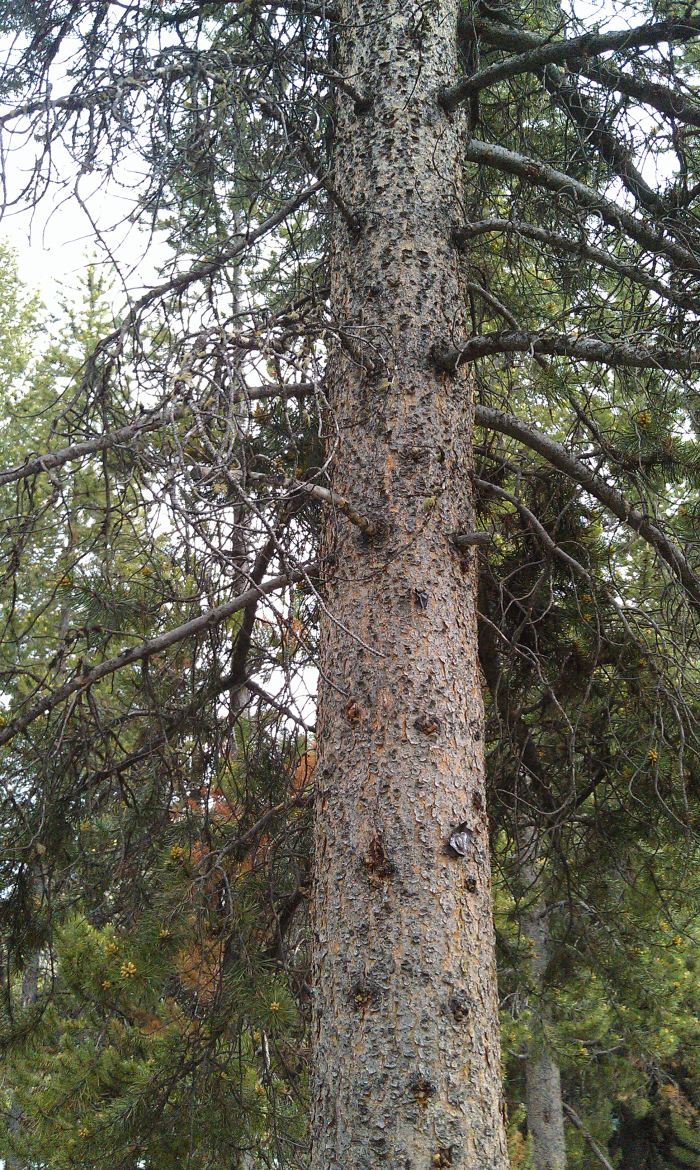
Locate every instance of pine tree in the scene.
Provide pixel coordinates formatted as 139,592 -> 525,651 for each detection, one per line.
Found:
1,2 -> 700,1167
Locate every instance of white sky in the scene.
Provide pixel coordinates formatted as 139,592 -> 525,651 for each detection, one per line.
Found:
0,140 -> 169,306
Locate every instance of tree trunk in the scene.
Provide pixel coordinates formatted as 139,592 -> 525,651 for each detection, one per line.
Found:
519,828 -> 567,1170
3,929 -> 40,1170
5,1104 -> 25,1170
526,1052 -> 567,1170
310,4 -> 508,1168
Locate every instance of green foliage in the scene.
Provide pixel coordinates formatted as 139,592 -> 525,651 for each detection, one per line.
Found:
0,253 -> 314,1169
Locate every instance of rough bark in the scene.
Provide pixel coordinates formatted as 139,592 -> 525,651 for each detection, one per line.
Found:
519,829 -> 568,1170
310,4 -> 508,1168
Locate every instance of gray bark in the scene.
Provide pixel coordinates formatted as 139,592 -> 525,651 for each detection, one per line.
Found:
4,1109 -> 24,1170
310,4 -> 508,1169
5,1105 -> 25,1170
526,1052 -> 567,1170
2,925 -> 40,1170
519,829 -> 567,1170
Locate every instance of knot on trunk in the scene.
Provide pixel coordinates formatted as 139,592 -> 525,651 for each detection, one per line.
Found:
432,1148 -> 454,1167
414,713 -> 441,736
350,978 -> 380,1010
449,993 -> 472,1023
430,339 -> 461,374
411,1078 -> 436,1107
363,835 -> 395,883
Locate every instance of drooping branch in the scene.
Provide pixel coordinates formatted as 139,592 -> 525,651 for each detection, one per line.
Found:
540,69 -> 666,217
562,1104 -> 615,1170
474,476 -> 640,645
0,56 -> 367,130
0,384 -> 316,487
441,16 -> 700,110
466,281 -> 520,330
455,220 -> 700,314
458,15 -> 669,217
87,179 -> 327,364
432,329 -> 699,372
0,62 -> 199,127
462,140 -> 700,272
473,476 -> 594,582
477,577 -> 556,813
0,564 -> 319,749
245,679 -> 313,731
471,403 -> 700,612
219,520 -> 298,720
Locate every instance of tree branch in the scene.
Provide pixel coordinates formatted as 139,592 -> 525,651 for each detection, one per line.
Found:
285,480 -> 380,537
562,1103 -> 615,1170
0,565 -> 319,750
473,477 -> 592,580
88,179 -> 327,364
462,140 -> 700,272
475,17 -> 700,130
474,476 -> 641,645
245,679 -> 313,731
540,69 -> 666,216
0,384 -> 316,488
433,329 -> 699,372
471,403 -> 700,612
0,63 -> 195,127
467,280 -> 549,368
455,220 -> 700,314
441,16 -> 700,110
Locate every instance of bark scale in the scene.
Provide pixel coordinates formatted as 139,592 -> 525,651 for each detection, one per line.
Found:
310,4 -> 508,1168
519,829 -> 568,1170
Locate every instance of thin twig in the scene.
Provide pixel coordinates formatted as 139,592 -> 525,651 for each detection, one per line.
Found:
562,1102 -> 615,1170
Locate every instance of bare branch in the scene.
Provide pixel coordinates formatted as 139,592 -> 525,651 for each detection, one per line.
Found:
89,179 -> 327,363
285,479 -> 379,537
0,63 -> 196,128
433,329 -> 699,372
0,384 -> 316,488
0,57 -> 369,130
